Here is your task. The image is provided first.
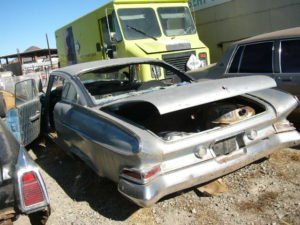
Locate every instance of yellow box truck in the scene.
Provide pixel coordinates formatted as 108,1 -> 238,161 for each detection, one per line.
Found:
55,0 -> 210,81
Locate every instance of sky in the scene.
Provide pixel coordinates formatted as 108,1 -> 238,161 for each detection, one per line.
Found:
0,0 -> 110,57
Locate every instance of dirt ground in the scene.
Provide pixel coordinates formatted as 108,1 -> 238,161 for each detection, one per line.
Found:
15,139 -> 300,225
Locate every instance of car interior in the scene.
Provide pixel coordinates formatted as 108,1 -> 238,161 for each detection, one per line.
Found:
80,63 -> 185,102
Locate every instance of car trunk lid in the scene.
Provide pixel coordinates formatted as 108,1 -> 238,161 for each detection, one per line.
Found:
103,75 -> 276,115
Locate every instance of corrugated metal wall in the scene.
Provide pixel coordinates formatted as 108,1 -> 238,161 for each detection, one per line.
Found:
192,0 -> 300,62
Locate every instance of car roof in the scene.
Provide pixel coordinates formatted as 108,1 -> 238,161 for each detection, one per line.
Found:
236,26 -> 300,45
53,57 -> 164,76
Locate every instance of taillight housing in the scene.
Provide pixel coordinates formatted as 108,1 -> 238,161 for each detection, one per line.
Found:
121,165 -> 161,184
198,52 -> 208,67
21,171 -> 45,207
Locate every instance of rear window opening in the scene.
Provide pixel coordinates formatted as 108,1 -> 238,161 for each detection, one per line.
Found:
79,63 -> 190,105
103,96 -> 265,141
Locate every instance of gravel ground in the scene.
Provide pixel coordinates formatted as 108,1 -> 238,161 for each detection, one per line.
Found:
15,140 -> 300,225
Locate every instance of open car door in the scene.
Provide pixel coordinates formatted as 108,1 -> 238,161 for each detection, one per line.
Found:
4,79 -> 41,146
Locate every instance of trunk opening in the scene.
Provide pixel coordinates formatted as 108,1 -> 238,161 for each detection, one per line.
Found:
103,96 -> 265,141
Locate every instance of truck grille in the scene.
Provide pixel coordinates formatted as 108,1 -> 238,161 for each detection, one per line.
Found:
162,51 -> 195,76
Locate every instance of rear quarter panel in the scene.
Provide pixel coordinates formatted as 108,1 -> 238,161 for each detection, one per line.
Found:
53,102 -> 141,182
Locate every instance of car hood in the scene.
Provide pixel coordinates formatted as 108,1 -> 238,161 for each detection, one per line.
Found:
136,39 -> 193,54
102,76 -> 276,115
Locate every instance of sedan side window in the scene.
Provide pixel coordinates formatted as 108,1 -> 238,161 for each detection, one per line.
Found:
62,82 -> 78,104
228,42 -> 274,73
281,39 -> 300,73
15,79 -> 37,106
52,76 -> 65,90
228,46 -> 244,73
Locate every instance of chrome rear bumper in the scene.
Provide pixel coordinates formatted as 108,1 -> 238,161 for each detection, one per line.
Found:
118,130 -> 300,207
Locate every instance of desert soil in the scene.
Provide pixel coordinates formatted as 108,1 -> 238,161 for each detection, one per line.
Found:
15,139 -> 300,225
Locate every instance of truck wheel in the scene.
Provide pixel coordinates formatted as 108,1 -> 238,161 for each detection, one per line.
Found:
0,93 -> 7,118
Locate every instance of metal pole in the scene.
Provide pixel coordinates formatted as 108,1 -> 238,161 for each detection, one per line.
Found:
46,33 -> 53,69
17,48 -> 23,75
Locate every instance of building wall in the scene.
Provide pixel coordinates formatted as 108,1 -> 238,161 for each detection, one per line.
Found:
192,0 -> 300,62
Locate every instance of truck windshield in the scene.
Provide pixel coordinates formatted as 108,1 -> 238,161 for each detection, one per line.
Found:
158,7 -> 196,36
118,8 -> 161,40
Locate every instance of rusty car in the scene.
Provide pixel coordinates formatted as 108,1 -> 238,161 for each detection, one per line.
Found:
0,75 -> 43,146
0,75 -> 50,224
36,57 -> 300,207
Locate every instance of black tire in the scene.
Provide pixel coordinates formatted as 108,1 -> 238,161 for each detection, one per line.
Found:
28,208 -> 50,225
0,93 -> 7,118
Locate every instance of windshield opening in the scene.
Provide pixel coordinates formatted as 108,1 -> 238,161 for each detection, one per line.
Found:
117,8 -> 161,40
158,7 -> 196,36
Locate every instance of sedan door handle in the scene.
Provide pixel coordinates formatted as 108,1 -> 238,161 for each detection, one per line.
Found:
30,111 -> 40,122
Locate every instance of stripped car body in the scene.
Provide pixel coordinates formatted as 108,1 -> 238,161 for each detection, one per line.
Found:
0,120 -> 50,224
0,75 -> 43,146
42,57 -> 300,207
0,75 -> 50,223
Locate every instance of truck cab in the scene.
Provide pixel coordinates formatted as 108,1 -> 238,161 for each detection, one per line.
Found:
55,0 -> 210,81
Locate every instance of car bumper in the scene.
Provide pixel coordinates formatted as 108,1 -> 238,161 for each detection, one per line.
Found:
118,130 -> 300,207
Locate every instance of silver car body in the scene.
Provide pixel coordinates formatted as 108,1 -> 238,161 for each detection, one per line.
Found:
45,57 -> 300,207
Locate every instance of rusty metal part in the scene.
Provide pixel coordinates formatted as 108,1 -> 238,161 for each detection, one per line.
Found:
0,208 -> 15,224
0,219 -> 13,225
197,178 -> 228,195
0,91 -> 15,111
212,105 -> 256,124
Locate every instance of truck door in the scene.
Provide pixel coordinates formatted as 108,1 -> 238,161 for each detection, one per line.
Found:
63,27 -> 77,65
99,17 -> 112,59
5,79 -> 41,146
98,10 -> 123,59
